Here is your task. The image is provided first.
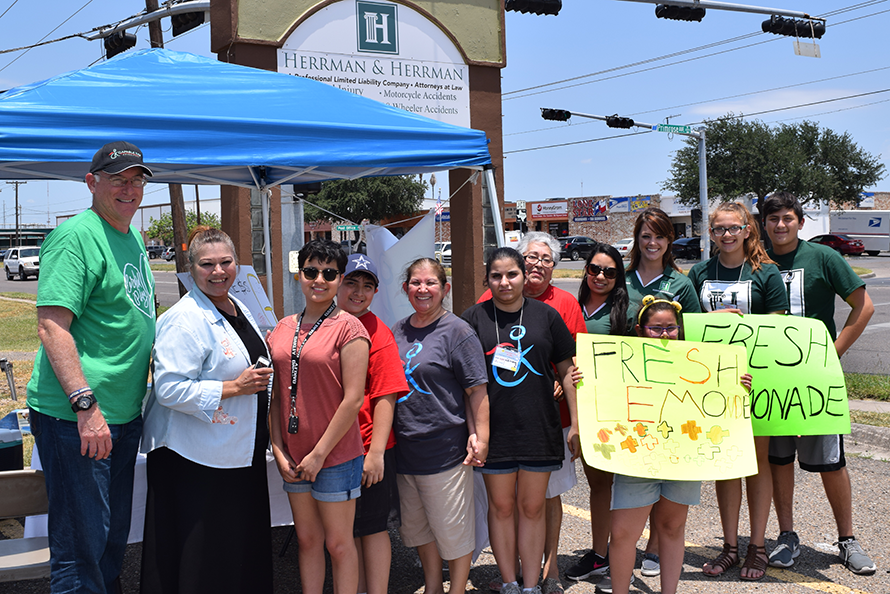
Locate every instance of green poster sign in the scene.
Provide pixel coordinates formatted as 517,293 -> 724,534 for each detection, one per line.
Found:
683,313 -> 850,437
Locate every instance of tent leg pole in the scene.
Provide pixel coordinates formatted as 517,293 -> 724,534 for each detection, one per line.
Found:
262,189 -> 274,303
484,167 -> 505,248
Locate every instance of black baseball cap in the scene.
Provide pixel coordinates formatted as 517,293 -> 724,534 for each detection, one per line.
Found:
89,141 -> 152,176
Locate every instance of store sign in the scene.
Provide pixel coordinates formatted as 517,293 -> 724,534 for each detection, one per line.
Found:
278,0 -> 470,127
573,197 -> 609,222
609,195 -> 653,213
529,201 -> 568,219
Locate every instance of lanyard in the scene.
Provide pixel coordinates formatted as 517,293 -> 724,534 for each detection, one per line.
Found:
288,302 -> 336,431
493,298 -> 524,344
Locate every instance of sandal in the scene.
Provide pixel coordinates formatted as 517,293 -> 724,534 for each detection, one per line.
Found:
703,542 -> 739,577
740,543 -> 768,581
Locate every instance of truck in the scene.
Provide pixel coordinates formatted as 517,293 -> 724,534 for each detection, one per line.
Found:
829,210 -> 890,256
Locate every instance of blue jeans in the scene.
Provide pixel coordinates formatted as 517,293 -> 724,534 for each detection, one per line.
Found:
30,409 -> 142,594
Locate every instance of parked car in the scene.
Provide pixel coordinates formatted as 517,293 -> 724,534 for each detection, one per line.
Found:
146,245 -> 166,259
672,237 -> 701,260
4,246 -> 41,280
612,238 -> 634,259
559,236 -> 597,261
0,249 -> 6,261
809,233 -> 865,256
435,241 -> 452,266
162,247 -> 176,261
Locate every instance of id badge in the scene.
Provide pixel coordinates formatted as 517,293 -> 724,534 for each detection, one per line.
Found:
492,345 -> 521,372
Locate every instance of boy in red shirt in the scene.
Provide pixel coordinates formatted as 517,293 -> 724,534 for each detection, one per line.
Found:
337,254 -> 410,594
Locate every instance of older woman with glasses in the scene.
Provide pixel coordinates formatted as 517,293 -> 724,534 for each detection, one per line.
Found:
478,232 -> 585,594
268,239 -> 371,594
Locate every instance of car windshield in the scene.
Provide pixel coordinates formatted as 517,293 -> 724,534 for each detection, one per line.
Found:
20,248 -> 40,257
615,239 -> 632,245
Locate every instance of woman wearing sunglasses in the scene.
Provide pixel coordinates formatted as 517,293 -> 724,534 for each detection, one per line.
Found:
687,202 -> 787,581
268,239 -> 371,594
565,243 -> 635,591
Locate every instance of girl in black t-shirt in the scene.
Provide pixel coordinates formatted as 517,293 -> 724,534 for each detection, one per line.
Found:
462,248 -> 578,594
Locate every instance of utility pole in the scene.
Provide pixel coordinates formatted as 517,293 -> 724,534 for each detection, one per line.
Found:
146,0 -> 189,295
6,181 -> 27,247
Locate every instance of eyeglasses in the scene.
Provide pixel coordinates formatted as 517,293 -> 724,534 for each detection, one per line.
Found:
524,254 -> 555,268
98,173 -> 148,188
711,225 -> 747,236
644,325 -> 681,337
586,264 -> 618,279
301,267 -> 340,282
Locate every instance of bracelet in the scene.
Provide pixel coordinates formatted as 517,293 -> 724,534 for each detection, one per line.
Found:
67,387 -> 93,401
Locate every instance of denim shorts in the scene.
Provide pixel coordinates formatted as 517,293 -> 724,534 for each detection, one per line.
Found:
283,455 -> 363,502
610,473 -> 701,510
476,459 -> 563,475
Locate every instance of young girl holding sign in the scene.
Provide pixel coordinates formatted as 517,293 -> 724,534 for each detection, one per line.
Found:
687,202 -> 787,581
608,296 -> 752,594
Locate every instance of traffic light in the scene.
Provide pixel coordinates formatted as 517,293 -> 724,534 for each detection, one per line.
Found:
541,108 -> 572,121
505,0 -> 562,16
172,10 -> 205,36
655,4 -> 706,22
761,15 -> 825,39
606,115 -> 635,129
104,31 -> 137,59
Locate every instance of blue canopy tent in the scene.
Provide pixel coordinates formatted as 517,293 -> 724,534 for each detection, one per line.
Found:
0,48 -> 500,297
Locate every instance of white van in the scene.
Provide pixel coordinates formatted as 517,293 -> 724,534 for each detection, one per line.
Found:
829,211 -> 890,256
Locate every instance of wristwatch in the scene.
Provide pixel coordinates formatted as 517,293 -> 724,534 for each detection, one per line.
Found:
71,392 -> 97,413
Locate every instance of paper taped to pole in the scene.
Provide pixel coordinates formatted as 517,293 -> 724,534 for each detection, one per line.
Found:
576,334 -> 757,481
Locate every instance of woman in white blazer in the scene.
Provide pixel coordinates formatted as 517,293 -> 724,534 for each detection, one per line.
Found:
140,226 -> 274,594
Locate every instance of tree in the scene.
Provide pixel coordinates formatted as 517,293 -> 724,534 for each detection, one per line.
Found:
663,115 -> 885,208
146,209 -> 221,246
304,175 -> 428,226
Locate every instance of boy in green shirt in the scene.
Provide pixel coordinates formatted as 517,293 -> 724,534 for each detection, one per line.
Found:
763,191 -> 876,575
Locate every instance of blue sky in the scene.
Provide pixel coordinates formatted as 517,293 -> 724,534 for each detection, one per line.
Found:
1,0 -> 888,227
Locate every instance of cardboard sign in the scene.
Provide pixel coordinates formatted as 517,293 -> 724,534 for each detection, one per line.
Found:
577,334 -> 757,480
684,313 -> 850,437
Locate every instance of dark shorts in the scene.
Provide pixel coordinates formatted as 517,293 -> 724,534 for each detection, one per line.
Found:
476,459 -> 562,475
354,448 -> 401,537
768,434 -> 846,472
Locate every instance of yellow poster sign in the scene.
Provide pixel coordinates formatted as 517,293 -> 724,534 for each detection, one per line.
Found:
576,334 -> 757,480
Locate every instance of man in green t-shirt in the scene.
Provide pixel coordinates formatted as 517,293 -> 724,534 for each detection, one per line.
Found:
26,141 -> 156,593
762,192 -> 876,576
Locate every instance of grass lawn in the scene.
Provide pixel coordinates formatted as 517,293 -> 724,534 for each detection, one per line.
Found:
0,297 -> 39,351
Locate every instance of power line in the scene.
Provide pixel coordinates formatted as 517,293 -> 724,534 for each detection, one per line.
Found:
506,88 -> 890,155
0,0 -> 21,22
505,65 -> 890,138
503,0 -> 889,100
0,0 -> 96,73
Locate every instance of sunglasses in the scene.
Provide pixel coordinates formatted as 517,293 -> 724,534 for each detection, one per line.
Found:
301,267 -> 340,282
586,264 -> 618,279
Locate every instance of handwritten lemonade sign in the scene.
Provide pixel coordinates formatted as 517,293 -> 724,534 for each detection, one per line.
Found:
577,335 -> 757,480
684,313 -> 850,437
